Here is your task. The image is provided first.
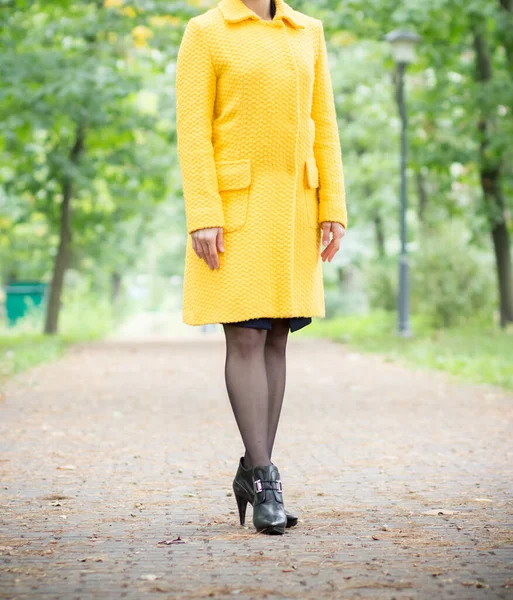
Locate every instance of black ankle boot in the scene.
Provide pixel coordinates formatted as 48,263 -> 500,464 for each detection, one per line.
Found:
251,463 -> 287,534
233,456 -> 298,528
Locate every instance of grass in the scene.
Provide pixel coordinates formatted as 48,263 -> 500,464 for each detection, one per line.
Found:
298,309 -> 513,391
2,305 -> 512,392
0,294 -> 121,384
0,329 -> 109,384
0,333 -> 71,382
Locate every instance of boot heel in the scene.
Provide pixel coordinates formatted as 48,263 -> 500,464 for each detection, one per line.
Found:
234,492 -> 248,526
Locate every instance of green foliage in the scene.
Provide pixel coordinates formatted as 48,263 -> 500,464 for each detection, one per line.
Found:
363,256 -> 398,312
299,310 -> 513,390
0,0 -> 173,306
0,279 -> 126,380
410,223 -> 497,327
0,333 -> 68,383
1,0 -> 513,352
324,287 -> 344,318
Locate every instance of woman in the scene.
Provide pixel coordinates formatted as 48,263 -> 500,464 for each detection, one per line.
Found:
175,0 -> 347,535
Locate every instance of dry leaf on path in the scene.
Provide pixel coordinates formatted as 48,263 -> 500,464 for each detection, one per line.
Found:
157,536 -> 185,545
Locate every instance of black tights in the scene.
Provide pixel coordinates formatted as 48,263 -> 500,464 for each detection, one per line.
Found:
222,319 -> 289,469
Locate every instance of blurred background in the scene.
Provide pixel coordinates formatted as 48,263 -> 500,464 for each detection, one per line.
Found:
0,0 -> 512,389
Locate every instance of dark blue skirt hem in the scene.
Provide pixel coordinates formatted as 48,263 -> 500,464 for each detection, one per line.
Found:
222,317 -> 312,333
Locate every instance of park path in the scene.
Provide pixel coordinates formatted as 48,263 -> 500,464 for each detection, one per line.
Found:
1,316 -> 512,600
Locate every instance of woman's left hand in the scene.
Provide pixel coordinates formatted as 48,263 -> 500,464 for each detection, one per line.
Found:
320,222 -> 345,262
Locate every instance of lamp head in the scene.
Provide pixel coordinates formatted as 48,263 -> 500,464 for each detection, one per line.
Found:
385,29 -> 421,65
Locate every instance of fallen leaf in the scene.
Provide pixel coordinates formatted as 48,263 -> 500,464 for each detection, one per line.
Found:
41,494 -> 72,501
422,509 -> 458,516
157,536 -> 185,545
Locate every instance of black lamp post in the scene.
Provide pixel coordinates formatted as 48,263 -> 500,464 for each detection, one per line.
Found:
385,29 -> 421,338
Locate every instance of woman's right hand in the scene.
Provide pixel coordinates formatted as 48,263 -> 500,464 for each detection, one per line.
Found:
191,227 -> 225,270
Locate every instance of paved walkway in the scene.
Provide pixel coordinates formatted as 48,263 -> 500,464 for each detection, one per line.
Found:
1,322 -> 512,599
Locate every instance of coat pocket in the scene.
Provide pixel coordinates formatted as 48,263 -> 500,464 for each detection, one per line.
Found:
303,157 -> 319,229
216,158 -> 252,233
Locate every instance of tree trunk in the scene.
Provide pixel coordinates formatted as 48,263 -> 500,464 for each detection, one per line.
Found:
373,214 -> 386,258
111,271 -> 122,304
481,166 -> 513,326
491,221 -> 513,326
416,171 -> 428,224
44,124 -> 85,335
473,29 -> 513,326
336,266 -> 344,290
499,0 -> 513,77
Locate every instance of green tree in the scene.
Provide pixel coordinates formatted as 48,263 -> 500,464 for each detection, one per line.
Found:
1,0 -> 169,333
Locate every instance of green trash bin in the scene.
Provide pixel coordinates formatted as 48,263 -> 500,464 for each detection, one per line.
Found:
4,281 -> 48,326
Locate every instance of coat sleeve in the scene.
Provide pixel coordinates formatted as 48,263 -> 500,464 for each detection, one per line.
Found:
311,20 -> 348,230
175,18 -> 225,234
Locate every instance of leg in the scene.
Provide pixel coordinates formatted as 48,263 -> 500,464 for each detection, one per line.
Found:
242,318 -> 289,466
223,323 -> 271,468
232,319 -> 298,530
264,318 -> 290,460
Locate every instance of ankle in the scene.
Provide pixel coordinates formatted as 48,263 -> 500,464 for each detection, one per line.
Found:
243,453 -> 271,470
242,453 -> 252,469
252,461 -> 272,469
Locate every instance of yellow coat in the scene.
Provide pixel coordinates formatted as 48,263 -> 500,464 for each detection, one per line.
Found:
175,0 -> 348,326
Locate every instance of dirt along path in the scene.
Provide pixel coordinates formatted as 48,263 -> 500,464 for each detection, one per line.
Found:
1,320 -> 512,599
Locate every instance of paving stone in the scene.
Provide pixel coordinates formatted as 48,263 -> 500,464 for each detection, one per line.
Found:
0,332 -> 512,599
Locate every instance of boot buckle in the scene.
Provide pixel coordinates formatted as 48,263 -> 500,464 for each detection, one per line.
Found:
253,479 -> 283,493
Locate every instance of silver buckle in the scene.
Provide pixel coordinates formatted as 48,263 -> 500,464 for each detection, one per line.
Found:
253,479 -> 262,493
276,480 -> 282,493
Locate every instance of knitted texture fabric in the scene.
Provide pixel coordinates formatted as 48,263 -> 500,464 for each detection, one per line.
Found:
175,0 -> 348,326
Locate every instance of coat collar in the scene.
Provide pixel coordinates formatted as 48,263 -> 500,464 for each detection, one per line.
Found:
218,0 -> 307,29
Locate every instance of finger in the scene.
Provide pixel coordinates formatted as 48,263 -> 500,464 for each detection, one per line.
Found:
321,242 -> 332,262
202,238 -> 216,270
208,238 -> 220,269
321,224 -> 331,248
206,241 -> 217,270
191,236 -> 201,258
321,240 -> 336,262
334,226 -> 345,240
199,239 -> 213,269
197,241 -> 208,266
192,236 -> 202,259
327,239 -> 340,262
217,228 -> 225,253
321,233 -> 333,254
